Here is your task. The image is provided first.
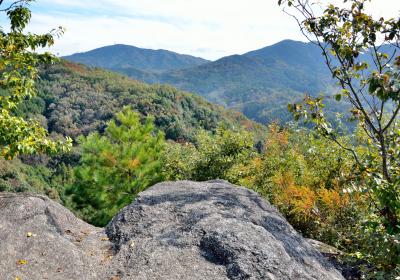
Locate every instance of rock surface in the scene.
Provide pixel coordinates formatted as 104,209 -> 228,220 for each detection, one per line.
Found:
0,192 -> 113,280
0,180 -> 344,280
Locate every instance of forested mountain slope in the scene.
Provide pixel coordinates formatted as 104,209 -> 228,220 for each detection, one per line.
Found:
21,61 -> 263,142
65,40 -> 339,124
65,40 -> 397,125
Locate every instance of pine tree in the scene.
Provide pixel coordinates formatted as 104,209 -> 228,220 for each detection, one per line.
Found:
67,107 -> 165,226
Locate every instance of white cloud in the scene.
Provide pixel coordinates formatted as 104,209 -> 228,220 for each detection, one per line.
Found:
19,0 -> 400,59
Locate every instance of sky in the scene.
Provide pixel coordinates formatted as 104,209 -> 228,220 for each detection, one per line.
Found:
2,0 -> 400,60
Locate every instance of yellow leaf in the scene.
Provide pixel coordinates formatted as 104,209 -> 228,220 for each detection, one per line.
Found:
17,259 -> 27,265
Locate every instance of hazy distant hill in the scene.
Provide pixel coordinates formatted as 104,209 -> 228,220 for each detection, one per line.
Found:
154,40 -> 338,123
64,40 -> 340,124
64,44 -> 209,72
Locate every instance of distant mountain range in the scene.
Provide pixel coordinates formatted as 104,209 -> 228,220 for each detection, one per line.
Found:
64,44 -> 209,72
64,40 -> 340,124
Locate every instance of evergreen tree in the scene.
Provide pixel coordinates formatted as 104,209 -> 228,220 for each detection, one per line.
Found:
67,107 -> 165,226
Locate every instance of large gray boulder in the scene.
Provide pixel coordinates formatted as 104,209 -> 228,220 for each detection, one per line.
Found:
0,192 -> 113,280
0,180 -> 344,280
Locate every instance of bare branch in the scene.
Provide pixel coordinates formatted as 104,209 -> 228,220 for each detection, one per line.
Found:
0,0 -> 28,12
382,103 -> 400,132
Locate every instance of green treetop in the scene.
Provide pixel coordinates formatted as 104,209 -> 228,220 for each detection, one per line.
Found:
67,107 -> 165,226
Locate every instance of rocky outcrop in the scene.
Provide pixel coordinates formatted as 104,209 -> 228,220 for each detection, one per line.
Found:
0,180 -> 344,280
0,192 -> 113,280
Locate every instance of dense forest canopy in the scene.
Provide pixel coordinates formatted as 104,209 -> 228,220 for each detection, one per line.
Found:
28,61 -> 265,142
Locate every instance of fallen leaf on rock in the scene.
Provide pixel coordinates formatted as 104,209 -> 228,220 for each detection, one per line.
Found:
100,237 -> 109,241
26,232 -> 37,238
17,260 -> 27,265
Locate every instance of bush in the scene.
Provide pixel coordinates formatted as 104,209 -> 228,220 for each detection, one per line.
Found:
162,125 -> 256,183
241,125 -> 368,249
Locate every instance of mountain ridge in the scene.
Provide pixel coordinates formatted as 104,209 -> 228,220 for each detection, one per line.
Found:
64,40 -> 337,124
64,44 -> 209,72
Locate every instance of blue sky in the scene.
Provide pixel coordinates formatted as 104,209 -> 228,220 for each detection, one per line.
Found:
2,0 -> 400,60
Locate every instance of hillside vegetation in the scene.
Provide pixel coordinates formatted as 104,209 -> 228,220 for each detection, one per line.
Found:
22,61 -> 263,142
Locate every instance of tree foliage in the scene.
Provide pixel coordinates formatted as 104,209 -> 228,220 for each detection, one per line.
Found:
279,0 -> 400,274
0,0 -> 71,159
67,107 -> 165,226
162,126 -> 255,183
246,125 -> 367,243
